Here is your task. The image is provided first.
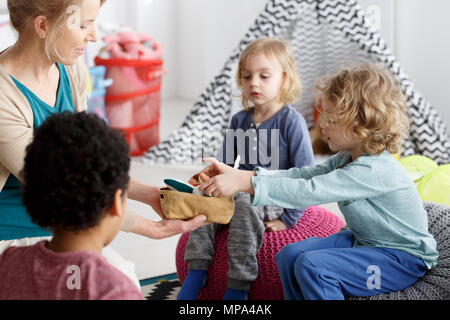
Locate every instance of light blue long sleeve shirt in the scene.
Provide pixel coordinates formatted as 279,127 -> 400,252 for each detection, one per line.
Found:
251,150 -> 438,269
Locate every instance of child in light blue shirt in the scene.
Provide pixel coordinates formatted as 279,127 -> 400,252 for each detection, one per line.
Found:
195,63 -> 438,300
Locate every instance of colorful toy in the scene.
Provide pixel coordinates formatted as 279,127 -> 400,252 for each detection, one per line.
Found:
102,32 -> 163,60
164,179 -> 203,196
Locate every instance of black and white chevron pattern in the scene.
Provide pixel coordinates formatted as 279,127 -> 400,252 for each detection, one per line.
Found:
144,0 -> 450,165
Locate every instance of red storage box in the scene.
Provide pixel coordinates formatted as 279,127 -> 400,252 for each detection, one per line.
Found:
94,57 -> 165,156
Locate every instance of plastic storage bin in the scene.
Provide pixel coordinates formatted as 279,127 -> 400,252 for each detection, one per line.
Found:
95,57 -> 165,156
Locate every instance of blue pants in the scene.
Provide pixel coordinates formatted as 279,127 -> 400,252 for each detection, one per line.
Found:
275,230 -> 427,300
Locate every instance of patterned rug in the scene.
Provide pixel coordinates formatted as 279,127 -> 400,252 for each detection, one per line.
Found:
140,273 -> 181,300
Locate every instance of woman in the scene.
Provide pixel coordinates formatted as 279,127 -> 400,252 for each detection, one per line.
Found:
0,0 -> 207,288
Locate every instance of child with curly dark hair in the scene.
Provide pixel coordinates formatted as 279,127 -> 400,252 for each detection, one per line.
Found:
0,112 -> 143,300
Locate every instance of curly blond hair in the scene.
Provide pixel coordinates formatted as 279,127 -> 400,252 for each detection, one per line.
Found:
314,63 -> 409,155
236,37 -> 301,110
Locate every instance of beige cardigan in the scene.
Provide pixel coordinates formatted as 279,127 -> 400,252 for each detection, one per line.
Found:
0,57 -> 137,232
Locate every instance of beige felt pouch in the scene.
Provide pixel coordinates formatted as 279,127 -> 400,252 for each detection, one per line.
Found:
159,188 -> 235,224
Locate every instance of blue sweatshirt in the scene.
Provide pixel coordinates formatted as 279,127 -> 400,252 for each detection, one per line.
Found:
251,150 -> 439,269
216,104 -> 314,228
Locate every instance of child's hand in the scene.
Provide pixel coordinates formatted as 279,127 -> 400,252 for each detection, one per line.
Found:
189,157 -> 236,186
264,219 -> 287,232
198,170 -> 256,197
198,173 -> 240,197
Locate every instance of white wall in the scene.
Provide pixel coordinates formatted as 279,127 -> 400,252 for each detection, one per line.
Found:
175,0 -> 267,100
0,0 -> 16,52
395,0 -> 450,128
126,0 -> 178,99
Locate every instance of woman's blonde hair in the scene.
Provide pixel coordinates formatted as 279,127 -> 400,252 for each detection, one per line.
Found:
8,0 -> 105,59
236,37 -> 302,110
314,63 -> 409,155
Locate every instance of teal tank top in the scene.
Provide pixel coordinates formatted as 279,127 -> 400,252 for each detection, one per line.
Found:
0,63 -> 74,240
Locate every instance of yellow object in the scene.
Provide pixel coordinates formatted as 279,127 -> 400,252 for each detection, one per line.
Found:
398,155 -> 449,205
417,164 -> 450,206
399,155 -> 438,187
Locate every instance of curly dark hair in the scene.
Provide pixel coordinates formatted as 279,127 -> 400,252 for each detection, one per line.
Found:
21,111 -> 130,232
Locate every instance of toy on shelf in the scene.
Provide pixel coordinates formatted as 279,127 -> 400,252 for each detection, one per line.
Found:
102,32 -> 163,61
95,30 -> 167,156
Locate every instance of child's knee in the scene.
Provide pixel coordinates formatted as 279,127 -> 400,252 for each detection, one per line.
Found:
293,252 -> 315,282
275,242 -> 302,266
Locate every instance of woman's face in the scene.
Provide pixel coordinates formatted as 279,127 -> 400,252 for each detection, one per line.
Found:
51,0 -> 100,64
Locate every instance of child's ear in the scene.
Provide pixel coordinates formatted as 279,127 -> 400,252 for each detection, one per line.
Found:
110,189 -> 125,218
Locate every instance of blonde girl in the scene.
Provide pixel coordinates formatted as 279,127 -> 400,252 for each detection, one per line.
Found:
178,38 -> 314,300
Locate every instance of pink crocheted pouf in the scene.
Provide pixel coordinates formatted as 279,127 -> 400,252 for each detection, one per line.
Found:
175,205 -> 345,300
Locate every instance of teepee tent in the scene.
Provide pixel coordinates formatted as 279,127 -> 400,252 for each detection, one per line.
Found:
144,0 -> 450,165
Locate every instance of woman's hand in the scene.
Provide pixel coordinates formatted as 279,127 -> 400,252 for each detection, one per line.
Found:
131,214 -> 209,239
189,158 -> 237,186
127,179 -> 211,239
264,219 -> 287,232
151,215 -> 209,239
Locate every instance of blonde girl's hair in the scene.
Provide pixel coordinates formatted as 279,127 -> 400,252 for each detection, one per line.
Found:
314,63 -> 409,155
236,37 -> 302,110
7,0 -> 106,60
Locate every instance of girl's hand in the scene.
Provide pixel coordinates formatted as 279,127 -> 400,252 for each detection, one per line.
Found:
189,157 -> 237,186
264,219 -> 287,232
